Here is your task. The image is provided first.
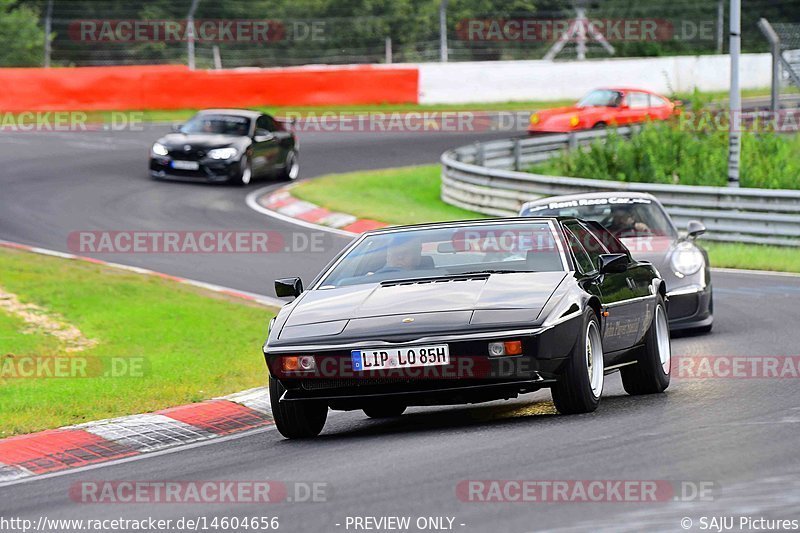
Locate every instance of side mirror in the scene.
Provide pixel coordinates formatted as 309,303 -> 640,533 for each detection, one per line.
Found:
171,123 -> 183,133
686,220 -> 706,239
275,277 -> 303,298
598,253 -> 629,274
254,128 -> 274,142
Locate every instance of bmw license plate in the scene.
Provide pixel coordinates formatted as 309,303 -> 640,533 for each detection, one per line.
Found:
351,345 -> 449,371
171,160 -> 200,170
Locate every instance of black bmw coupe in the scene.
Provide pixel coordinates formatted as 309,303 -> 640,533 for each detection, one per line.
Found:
149,109 -> 298,185
263,218 -> 671,439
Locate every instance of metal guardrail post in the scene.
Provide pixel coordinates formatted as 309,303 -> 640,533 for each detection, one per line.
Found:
475,142 -> 485,166
567,133 -> 578,151
513,139 -> 522,171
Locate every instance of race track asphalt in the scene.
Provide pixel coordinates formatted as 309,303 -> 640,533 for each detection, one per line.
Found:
1,124 -> 799,532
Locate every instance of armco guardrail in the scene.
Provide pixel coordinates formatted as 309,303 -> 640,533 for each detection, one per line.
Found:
441,128 -> 800,247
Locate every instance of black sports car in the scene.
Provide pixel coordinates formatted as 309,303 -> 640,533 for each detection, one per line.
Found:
149,109 -> 298,185
520,192 -> 712,333
263,218 -> 671,439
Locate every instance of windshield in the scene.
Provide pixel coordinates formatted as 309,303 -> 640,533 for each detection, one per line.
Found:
577,89 -> 623,108
522,197 -> 677,239
318,222 -> 565,289
180,114 -> 251,136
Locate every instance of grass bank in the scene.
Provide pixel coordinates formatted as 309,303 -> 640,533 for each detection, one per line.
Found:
291,165 -> 800,273
0,247 -> 274,436
531,122 -> 800,190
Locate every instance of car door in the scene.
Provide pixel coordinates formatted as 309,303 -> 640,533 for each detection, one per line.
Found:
564,221 -> 640,353
616,91 -> 651,125
253,115 -> 281,176
583,220 -> 656,346
647,93 -> 673,121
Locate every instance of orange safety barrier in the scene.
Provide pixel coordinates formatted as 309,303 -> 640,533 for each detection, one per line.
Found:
0,64 -> 419,112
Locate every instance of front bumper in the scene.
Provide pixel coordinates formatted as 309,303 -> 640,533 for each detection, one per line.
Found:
264,318 -> 581,405
667,285 -> 713,331
149,157 -> 240,182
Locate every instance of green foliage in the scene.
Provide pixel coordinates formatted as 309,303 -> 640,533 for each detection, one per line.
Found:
532,121 -> 800,190
0,0 -> 47,66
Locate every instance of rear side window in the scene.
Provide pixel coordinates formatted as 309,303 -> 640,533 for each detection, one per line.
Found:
628,92 -> 650,109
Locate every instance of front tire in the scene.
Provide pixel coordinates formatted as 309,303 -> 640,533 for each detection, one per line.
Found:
233,155 -> 252,186
269,378 -> 327,439
551,309 -> 604,414
621,295 -> 671,395
279,150 -> 299,181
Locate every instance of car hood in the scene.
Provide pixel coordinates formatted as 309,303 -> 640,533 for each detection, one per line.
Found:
276,272 -> 567,342
157,133 -> 244,149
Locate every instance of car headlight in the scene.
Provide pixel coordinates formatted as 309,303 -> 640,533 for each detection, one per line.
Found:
151,142 -> 168,156
569,115 -> 580,127
530,113 -> 540,125
207,147 -> 238,160
670,241 -> 704,277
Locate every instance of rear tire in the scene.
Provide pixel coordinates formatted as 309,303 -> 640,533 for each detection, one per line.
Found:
621,295 -> 671,395
363,403 -> 406,419
551,309 -> 603,414
269,378 -> 327,439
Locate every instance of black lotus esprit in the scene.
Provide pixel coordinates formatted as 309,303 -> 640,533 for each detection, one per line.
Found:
520,192 -> 713,333
149,109 -> 298,185
262,218 -> 672,439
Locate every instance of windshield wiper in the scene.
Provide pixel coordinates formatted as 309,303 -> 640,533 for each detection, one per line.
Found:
460,269 -> 519,275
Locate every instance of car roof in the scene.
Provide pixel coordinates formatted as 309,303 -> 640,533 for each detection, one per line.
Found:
520,192 -> 660,212
595,87 -> 661,95
360,216 -> 575,237
195,109 -> 263,119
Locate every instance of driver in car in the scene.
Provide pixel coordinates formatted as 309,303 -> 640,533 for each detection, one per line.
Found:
377,238 -> 425,273
607,206 -> 651,236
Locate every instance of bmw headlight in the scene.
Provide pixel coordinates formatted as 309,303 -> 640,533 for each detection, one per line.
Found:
151,142 -> 168,156
207,147 -> 238,160
670,241 -> 704,277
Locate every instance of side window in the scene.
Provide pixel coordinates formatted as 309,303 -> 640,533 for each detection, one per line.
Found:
256,115 -> 276,132
628,92 -> 650,109
565,222 -> 609,273
650,95 -> 668,108
584,220 -> 630,257
564,228 -> 595,274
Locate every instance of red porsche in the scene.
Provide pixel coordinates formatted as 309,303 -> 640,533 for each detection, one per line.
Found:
528,88 -> 680,134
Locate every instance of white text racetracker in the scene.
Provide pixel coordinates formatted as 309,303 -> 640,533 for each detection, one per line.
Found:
351,345 -> 449,372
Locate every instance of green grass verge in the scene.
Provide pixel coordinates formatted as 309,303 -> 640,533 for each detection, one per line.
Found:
0,247 -> 274,437
291,164 -> 800,274
292,164 -> 485,225
701,242 -> 800,273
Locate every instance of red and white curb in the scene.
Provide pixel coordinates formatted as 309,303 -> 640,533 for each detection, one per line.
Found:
0,240 -> 279,484
246,184 -> 388,237
0,388 -> 272,484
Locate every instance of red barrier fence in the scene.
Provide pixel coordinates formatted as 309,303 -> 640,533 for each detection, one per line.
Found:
0,65 -> 420,112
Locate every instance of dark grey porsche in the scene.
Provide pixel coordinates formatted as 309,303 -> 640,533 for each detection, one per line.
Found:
263,218 -> 672,439
520,192 -> 713,332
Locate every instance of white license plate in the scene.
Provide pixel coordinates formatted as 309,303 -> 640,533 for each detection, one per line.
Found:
171,160 -> 200,170
351,345 -> 449,371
